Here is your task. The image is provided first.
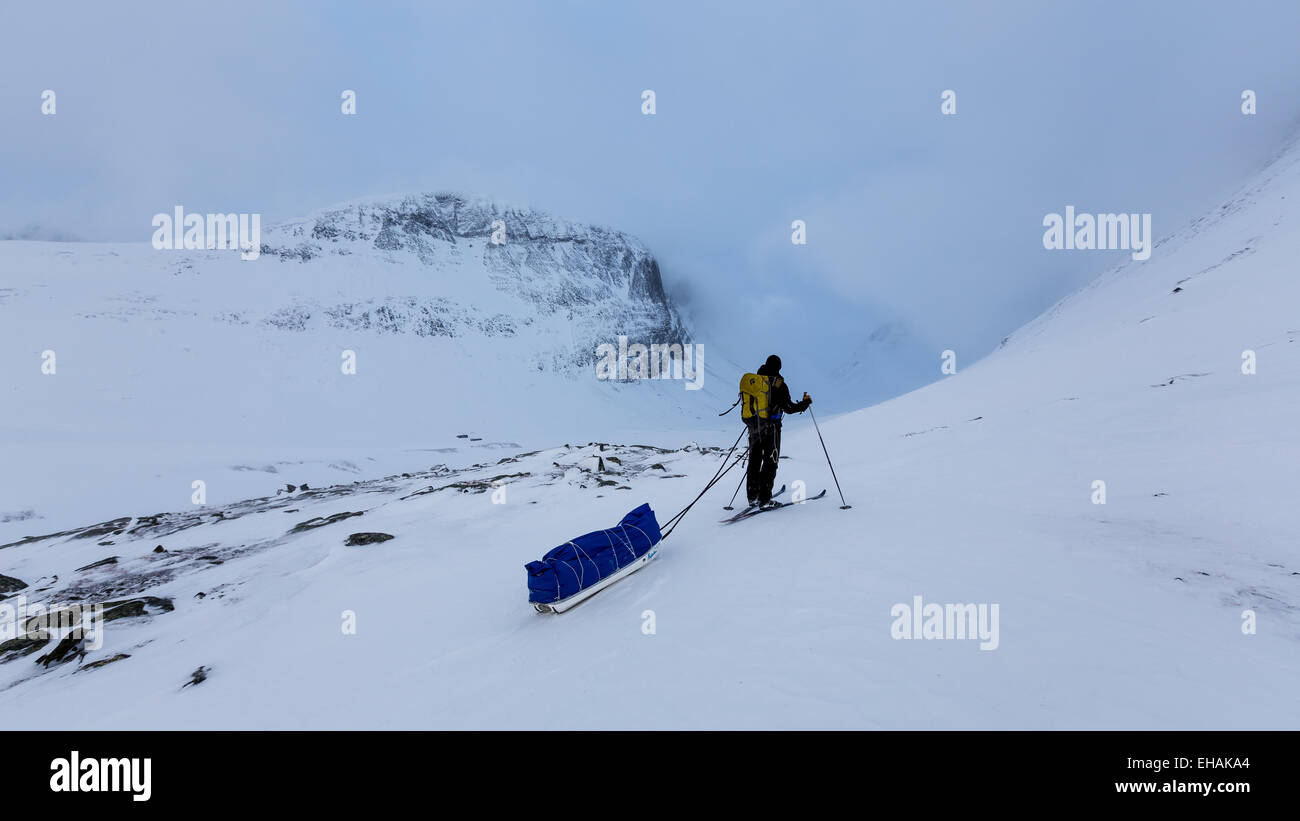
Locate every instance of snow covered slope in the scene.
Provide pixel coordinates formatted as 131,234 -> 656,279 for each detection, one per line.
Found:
0,193 -> 734,541
2,137 -> 1299,728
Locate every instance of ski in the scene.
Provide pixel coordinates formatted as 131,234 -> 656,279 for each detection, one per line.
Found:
531,547 -> 660,614
723,484 -> 784,512
719,489 -> 827,524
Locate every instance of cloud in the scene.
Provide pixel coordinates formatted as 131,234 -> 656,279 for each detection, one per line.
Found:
2,0 -> 1299,407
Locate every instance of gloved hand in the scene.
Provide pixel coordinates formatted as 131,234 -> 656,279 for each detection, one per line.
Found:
802,392 -> 812,407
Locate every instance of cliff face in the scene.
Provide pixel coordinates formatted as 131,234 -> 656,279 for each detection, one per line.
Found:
258,193 -> 687,370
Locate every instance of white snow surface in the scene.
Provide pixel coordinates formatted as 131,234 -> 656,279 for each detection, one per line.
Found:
2,144 -> 1300,728
0,192 -> 733,541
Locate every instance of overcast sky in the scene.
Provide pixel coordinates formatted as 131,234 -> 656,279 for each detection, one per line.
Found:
3,0 -> 1300,405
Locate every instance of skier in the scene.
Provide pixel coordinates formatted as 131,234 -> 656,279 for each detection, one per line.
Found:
743,354 -> 811,509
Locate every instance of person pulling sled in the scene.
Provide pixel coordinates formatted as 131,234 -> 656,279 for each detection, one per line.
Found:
739,354 -> 811,510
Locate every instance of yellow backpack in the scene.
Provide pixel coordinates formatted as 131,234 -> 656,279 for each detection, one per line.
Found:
739,373 -> 784,421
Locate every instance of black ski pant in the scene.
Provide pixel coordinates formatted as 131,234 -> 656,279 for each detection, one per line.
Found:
745,420 -> 782,505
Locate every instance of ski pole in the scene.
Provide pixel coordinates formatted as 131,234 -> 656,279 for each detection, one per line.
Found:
808,407 -> 851,509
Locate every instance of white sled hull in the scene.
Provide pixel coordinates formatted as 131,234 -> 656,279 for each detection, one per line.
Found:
532,548 -> 659,614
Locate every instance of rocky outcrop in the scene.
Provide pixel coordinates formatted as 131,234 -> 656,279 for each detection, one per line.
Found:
0,574 -> 26,598
102,596 -> 174,622
344,532 -> 394,546
256,193 -> 688,372
290,511 -> 365,533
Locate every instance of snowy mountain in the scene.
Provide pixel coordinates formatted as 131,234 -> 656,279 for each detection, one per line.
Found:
3,135 -> 1300,729
257,192 -> 688,374
0,193 -> 733,541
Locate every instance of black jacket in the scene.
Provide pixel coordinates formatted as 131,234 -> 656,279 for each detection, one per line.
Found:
756,362 -> 811,421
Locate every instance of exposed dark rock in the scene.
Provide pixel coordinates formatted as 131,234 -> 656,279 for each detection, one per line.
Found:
36,633 -> 88,667
102,596 -> 175,622
183,666 -> 210,688
79,653 -> 131,672
289,511 -> 364,533
0,574 -> 28,597
632,444 -> 675,454
76,556 -> 119,572
72,517 -> 132,540
2,528 -> 81,550
402,472 -> 528,498
345,532 -> 395,547
1150,373 -> 1210,388
0,635 -> 49,663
